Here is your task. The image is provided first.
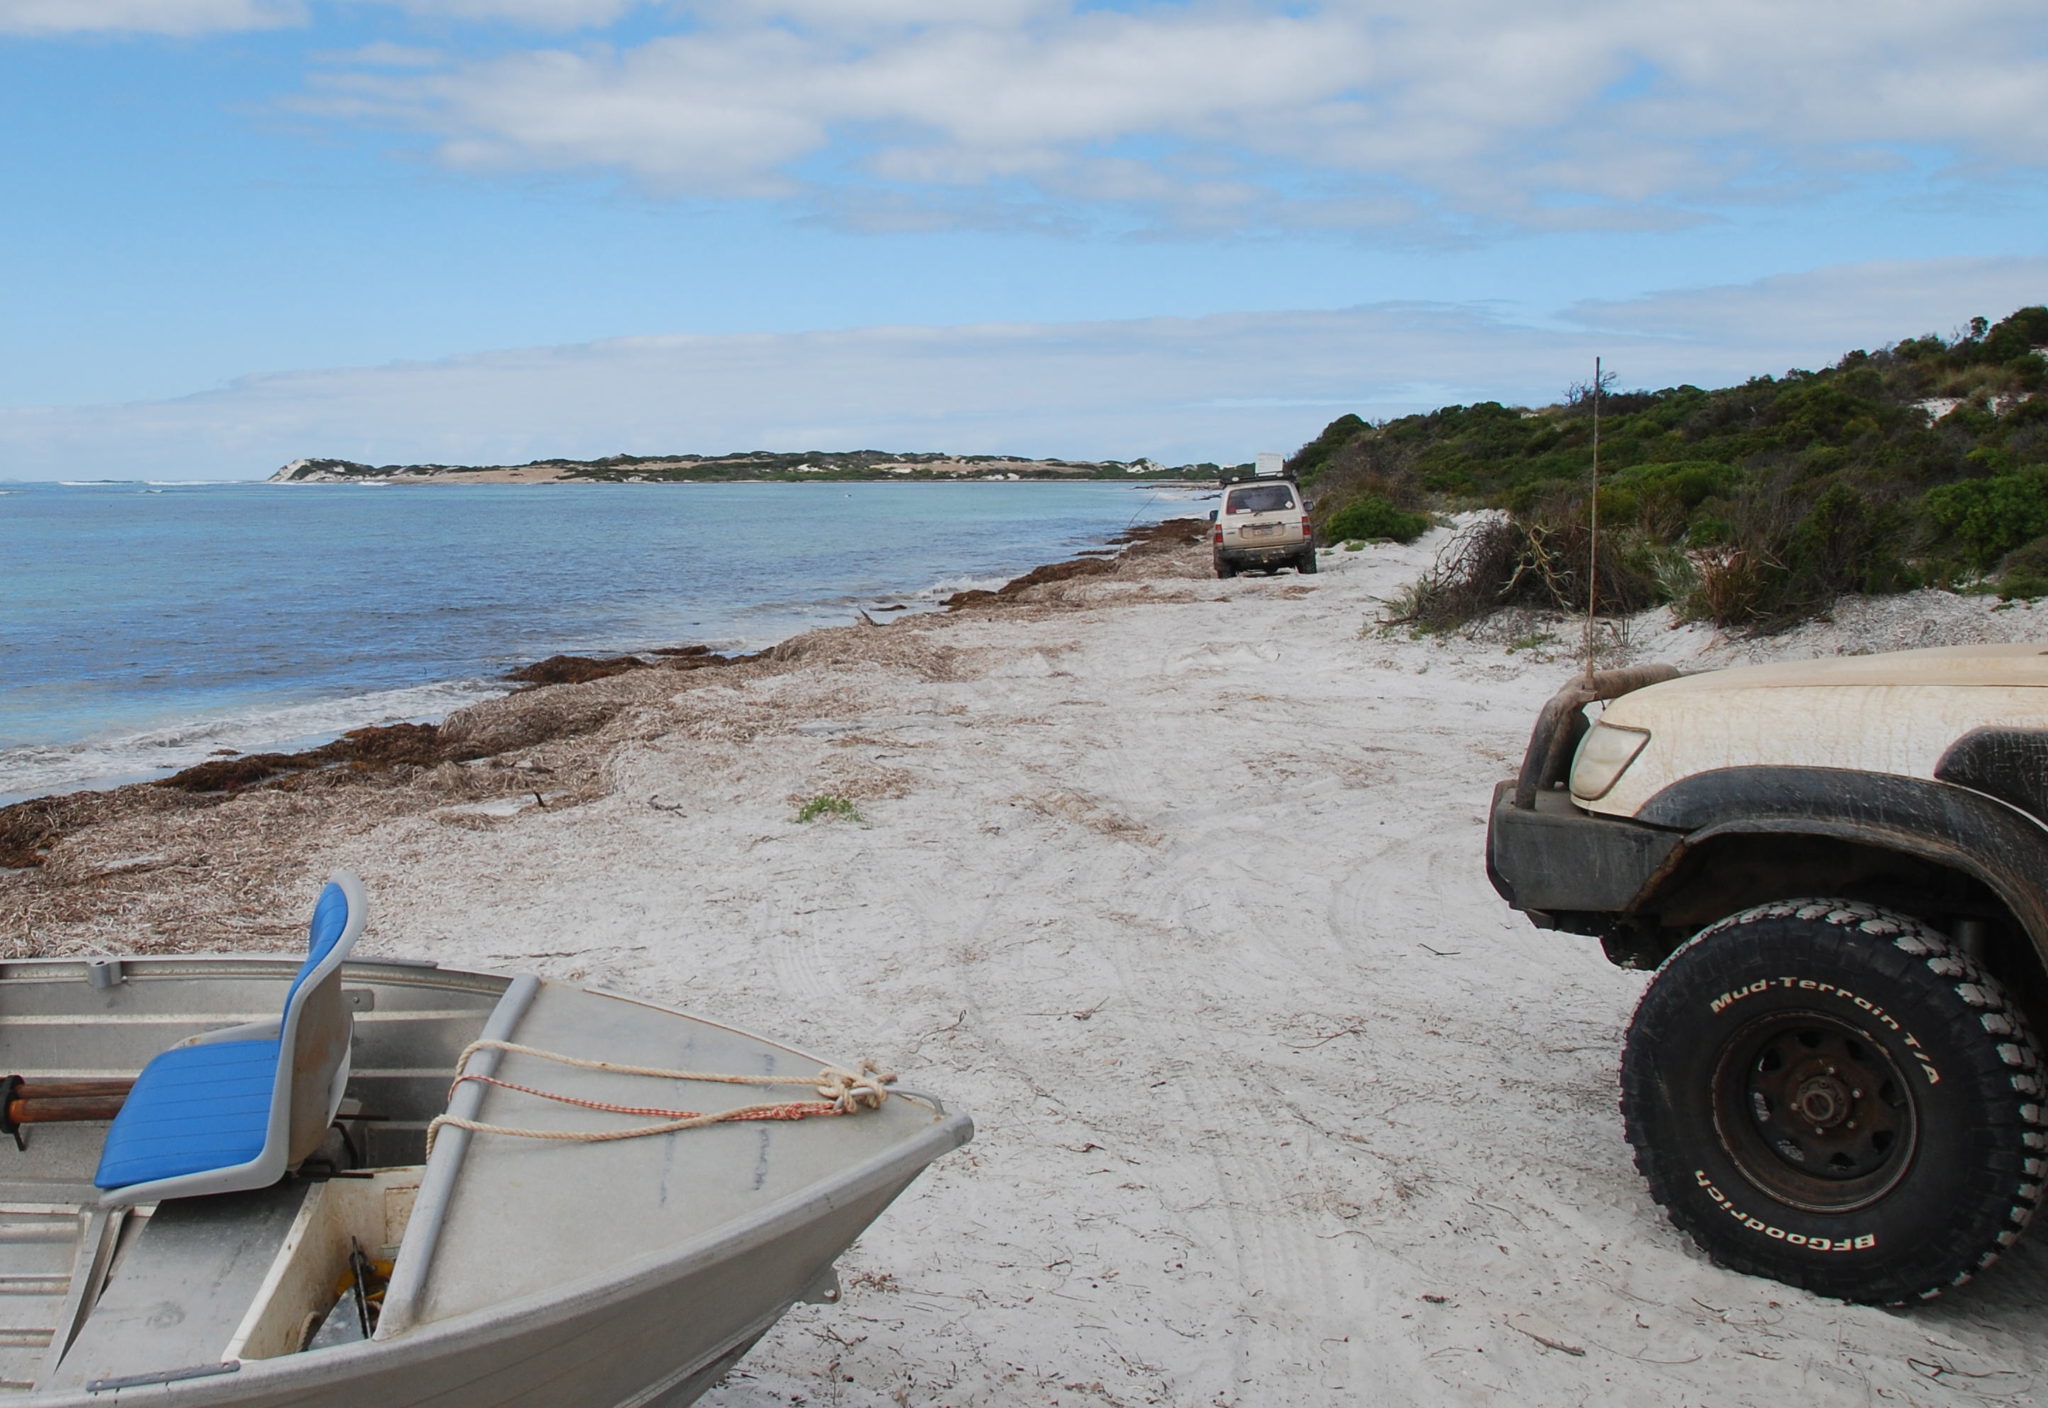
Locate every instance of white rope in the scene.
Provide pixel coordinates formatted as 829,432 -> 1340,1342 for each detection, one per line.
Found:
422,1042 -> 896,1158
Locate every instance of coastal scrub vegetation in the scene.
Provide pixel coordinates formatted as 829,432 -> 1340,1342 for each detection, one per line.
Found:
1288,306 -> 2048,629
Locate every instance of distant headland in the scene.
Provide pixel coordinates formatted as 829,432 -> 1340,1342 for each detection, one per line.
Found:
269,451 -> 1226,484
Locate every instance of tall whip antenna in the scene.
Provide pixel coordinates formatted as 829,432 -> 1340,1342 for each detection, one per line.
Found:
1583,355 -> 1601,684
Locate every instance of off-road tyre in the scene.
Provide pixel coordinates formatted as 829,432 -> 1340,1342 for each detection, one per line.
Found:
1620,898 -> 2046,1304
1298,549 -> 1318,575
1214,555 -> 1236,580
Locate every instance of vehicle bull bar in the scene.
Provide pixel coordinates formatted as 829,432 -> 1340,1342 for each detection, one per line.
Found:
1511,665 -> 1682,810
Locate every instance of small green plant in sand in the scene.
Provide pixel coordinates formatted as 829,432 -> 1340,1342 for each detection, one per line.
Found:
794,794 -> 862,824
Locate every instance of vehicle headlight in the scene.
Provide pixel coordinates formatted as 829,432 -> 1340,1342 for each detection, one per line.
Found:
1571,722 -> 1651,801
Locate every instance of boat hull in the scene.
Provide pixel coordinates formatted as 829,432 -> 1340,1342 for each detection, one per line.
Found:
0,955 -> 972,1405
31,1146 -> 951,1407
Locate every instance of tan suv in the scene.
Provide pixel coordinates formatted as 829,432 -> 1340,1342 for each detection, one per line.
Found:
1211,475 -> 1315,577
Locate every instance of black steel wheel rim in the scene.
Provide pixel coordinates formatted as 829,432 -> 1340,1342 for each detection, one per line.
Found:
1710,1009 -> 1919,1213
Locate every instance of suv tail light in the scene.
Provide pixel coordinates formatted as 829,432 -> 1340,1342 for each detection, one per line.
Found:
1212,525 -> 1223,544
1301,516 -> 1313,537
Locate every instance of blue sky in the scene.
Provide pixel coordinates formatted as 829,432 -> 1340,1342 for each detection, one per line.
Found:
2,0 -> 2044,478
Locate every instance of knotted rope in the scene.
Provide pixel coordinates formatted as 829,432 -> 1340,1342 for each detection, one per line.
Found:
423,1040 -> 895,1158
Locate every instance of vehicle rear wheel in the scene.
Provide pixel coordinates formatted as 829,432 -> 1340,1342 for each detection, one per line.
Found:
1213,555 -> 1236,579
1298,549 -> 1318,575
1620,898 -> 2045,1303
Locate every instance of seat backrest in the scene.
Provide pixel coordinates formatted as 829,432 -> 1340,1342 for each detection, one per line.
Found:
277,870 -> 366,1165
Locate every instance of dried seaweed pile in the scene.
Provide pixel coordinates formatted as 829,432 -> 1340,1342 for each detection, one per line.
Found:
943,518 -> 1207,608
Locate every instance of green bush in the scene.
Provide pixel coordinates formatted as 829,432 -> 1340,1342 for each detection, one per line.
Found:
1922,469 -> 2048,571
1321,495 -> 1431,544
1771,482 -> 1913,617
1995,535 -> 2048,600
1285,413 -> 1366,481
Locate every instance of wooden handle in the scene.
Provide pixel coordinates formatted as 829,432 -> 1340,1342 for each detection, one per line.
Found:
8,1094 -> 130,1124
4,1078 -> 135,1127
12,1079 -> 135,1101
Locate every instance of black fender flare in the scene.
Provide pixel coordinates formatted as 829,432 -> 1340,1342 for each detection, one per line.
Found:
1633,765 -> 2048,959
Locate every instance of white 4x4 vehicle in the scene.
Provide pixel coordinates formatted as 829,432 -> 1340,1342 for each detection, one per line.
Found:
1211,475 -> 1315,578
1487,643 -> 2048,1303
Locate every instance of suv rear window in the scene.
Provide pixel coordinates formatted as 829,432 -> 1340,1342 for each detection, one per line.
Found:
1226,484 -> 1296,513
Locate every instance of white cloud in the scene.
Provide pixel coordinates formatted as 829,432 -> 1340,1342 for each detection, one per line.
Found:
0,0 -> 647,35
314,12 -> 1373,200
18,1 -> 2045,230
0,0 -> 301,34
299,0 -> 2048,233
367,0 -> 645,27
322,39 -> 444,65
1566,255 -> 2048,363
712,0 -> 1062,31
4,257 -> 2040,481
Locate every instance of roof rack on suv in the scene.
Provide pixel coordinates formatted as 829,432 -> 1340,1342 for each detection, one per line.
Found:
1219,451 -> 1290,486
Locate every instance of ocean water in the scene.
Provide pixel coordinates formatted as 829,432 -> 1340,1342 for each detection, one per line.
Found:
0,479 -> 1198,803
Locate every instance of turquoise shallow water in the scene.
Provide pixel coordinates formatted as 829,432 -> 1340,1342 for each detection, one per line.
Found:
0,479 -> 1196,801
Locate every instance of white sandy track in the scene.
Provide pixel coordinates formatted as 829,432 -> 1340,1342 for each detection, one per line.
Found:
35,525 -> 2048,1405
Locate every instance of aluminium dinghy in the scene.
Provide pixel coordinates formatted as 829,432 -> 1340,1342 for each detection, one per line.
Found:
0,871 -> 972,1405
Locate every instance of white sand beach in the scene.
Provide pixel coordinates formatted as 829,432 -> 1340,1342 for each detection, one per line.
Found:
8,525 -> 2048,1406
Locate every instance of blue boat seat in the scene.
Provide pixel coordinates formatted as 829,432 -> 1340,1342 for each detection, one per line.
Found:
95,870 -> 367,1205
